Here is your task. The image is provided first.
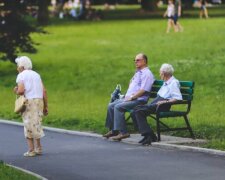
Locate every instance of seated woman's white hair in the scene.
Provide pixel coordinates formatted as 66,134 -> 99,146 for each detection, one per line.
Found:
160,63 -> 174,76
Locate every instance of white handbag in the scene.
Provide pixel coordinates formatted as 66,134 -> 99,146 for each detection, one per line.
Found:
14,95 -> 27,114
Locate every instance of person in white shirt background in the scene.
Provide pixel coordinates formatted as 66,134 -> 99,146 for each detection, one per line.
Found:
163,0 -> 175,33
14,56 -> 48,157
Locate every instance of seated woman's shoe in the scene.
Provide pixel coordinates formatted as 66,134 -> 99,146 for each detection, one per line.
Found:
142,136 -> 152,145
138,136 -> 147,143
139,133 -> 157,144
152,134 -> 158,142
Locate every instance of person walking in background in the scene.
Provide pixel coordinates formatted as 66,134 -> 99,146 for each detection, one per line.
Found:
131,64 -> 182,145
14,56 -> 48,157
103,53 -> 155,141
174,0 -> 183,32
163,0 -> 175,33
199,0 -> 209,19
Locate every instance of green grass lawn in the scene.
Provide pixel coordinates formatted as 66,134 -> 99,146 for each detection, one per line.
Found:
0,6 -> 225,150
0,161 -> 39,180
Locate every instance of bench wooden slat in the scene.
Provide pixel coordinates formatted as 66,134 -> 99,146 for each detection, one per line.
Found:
153,80 -> 163,86
151,88 -> 194,95
180,88 -> 194,95
151,87 -> 161,92
180,81 -> 195,88
153,80 -> 195,88
182,95 -> 193,101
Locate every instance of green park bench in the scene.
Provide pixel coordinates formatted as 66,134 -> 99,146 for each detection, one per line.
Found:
127,80 -> 195,141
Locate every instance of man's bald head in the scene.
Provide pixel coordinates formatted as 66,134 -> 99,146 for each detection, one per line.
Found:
134,53 -> 148,70
135,53 -> 148,64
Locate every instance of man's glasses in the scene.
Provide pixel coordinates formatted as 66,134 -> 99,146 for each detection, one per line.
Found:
134,59 -> 142,62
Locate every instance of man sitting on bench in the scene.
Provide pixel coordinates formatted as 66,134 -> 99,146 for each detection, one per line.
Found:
131,63 -> 182,145
103,53 -> 154,141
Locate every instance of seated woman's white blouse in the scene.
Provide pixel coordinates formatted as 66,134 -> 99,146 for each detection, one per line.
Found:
157,76 -> 182,100
16,70 -> 43,99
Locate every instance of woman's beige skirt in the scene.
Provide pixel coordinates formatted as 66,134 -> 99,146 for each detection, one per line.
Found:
22,98 -> 45,139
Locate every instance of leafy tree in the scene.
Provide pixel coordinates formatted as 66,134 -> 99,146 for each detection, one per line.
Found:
37,0 -> 50,25
0,0 -> 41,62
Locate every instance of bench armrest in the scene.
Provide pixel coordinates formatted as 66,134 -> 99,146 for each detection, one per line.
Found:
156,100 -> 191,114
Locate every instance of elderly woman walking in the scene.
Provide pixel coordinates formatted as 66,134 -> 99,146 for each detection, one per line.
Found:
14,56 -> 48,157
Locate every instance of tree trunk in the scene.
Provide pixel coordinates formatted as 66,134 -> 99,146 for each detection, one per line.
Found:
182,0 -> 193,9
141,0 -> 158,11
37,0 -> 50,25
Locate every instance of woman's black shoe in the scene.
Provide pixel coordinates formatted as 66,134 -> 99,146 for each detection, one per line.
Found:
138,136 -> 147,143
142,136 -> 152,145
152,134 -> 158,142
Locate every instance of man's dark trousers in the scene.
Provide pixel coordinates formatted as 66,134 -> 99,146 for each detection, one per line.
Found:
132,96 -> 170,136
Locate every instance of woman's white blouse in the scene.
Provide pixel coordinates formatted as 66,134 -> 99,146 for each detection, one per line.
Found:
16,70 -> 43,99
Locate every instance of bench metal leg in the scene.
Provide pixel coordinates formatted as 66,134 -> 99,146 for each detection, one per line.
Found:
156,116 -> 161,141
149,115 -> 170,129
184,115 -> 195,139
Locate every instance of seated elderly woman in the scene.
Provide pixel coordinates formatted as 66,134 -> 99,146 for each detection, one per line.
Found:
131,63 -> 182,145
14,56 -> 48,157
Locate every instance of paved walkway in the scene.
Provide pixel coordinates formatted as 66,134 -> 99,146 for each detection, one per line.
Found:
1,122 -> 225,180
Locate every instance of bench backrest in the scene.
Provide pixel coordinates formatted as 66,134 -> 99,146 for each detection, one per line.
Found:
150,80 -> 195,101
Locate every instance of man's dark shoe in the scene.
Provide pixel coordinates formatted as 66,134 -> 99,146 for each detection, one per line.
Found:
138,136 -> 147,143
142,136 -> 152,145
103,131 -> 118,139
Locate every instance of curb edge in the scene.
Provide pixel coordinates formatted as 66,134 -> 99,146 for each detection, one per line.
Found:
6,163 -> 48,180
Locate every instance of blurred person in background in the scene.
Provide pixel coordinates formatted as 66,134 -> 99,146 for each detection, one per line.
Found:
174,0 -> 183,32
199,0 -> 209,19
163,0 -> 175,33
